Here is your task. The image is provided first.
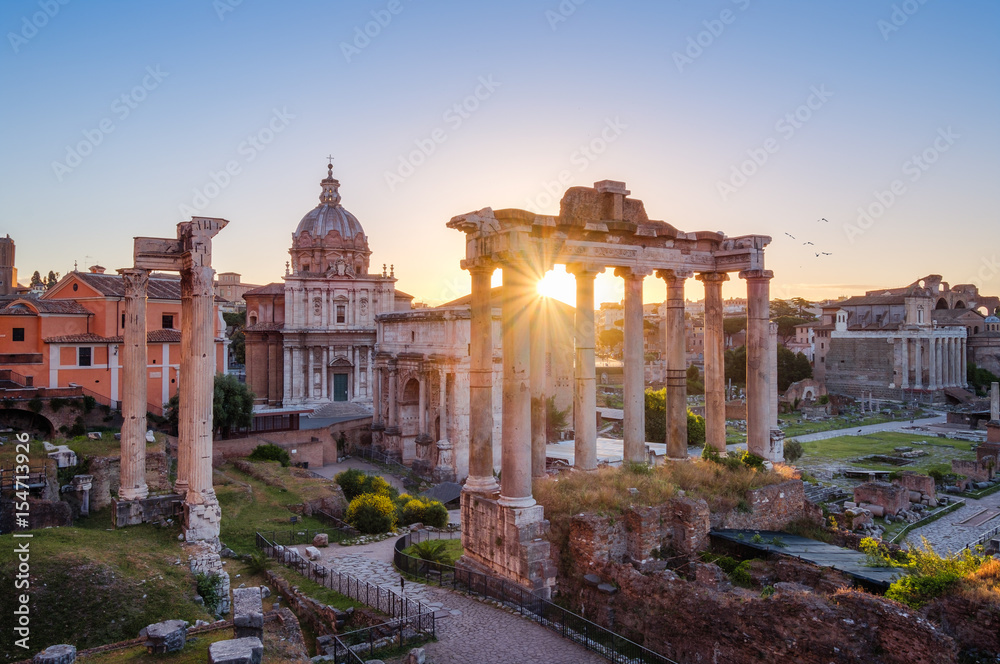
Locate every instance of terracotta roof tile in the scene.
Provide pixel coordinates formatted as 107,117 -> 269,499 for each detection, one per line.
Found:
0,297 -> 91,315
243,283 -> 285,297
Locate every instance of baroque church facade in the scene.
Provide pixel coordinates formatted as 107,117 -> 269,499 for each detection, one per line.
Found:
243,164 -> 412,412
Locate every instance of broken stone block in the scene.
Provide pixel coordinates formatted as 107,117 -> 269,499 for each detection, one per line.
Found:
142,619 -> 188,654
233,587 -> 264,640
313,533 -> 329,547
33,644 -> 76,664
145,430 -> 156,443
304,546 -> 322,560
87,432 -> 102,440
597,582 -> 617,594
208,637 -> 263,664
404,648 -> 426,664
583,573 -> 601,586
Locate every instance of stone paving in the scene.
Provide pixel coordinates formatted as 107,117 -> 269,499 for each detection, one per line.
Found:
902,489 -> 1000,554
293,535 -> 608,664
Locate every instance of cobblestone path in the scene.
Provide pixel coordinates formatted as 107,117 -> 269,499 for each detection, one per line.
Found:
903,489 -> 1000,554
294,540 -> 609,664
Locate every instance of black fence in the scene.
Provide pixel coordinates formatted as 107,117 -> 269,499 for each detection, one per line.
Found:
326,614 -> 438,664
394,530 -> 678,664
255,531 -> 434,630
354,446 -> 423,488
255,527 -> 347,547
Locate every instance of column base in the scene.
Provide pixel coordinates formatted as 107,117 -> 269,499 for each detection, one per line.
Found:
498,494 -> 536,508
119,485 -> 150,502
767,428 -> 785,465
112,494 -> 183,528
183,491 -> 222,542
459,491 -> 556,599
463,475 -> 500,494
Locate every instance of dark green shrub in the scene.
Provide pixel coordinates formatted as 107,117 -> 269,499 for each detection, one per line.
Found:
740,450 -> 766,472
247,443 -> 290,467
783,441 -> 803,463
82,394 -> 96,413
731,560 -> 753,586
885,572 -> 960,608
195,572 -> 223,614
67,417 -> 86,438
422,500 -> 449,528
928,469 -> 944,485
336,469 -> 396,501
50,397 -> 67,412
28,396 -> 44,413
398,497 -> 449,528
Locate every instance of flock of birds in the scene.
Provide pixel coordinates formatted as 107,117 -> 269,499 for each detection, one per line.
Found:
785,218 -> 833,258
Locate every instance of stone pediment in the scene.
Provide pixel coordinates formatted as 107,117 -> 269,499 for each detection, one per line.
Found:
329,356 -> 353,368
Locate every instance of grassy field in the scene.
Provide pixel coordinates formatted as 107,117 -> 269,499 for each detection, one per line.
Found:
797,431 -> 975,478
78,628 -> 232,664
779,412 -> 895,437
402,539 -> 464,566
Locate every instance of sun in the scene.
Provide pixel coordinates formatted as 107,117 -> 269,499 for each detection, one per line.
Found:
536,265 -> 576,307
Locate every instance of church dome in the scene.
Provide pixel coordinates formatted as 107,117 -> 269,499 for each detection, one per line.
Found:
986,314 -> 1000,323
289,163 -> 371,276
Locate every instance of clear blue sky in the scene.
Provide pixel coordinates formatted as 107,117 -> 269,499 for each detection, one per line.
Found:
2,0 -> 998,307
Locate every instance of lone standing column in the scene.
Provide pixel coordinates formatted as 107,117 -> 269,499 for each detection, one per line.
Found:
961,338 -> 968,387
529,298 -> 547,478
698,272 -> 728,454
741,269 -> 773,459
914,339 -> 923,390
658,269 -> 691,459
465,264 -> 499,493
179,218 -> 227,541
372,363 -> 383,426
119,268 -> 149,501
616,267 -> 649,463
434,368 -> 454,482
568,264 -> 603,471
499,263 -> 535,508
387,364 -> 399,432
900,338 -> 910,390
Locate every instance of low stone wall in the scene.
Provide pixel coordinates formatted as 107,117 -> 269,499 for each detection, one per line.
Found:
214,435 -> 325,469
894,471 -> 935,496
712,480 -> 812,531
0,497 -> 72,531
112,494 -> 182,528
952,459 -> 995,482
87,452 -> 171,512
853,481 -> 909,516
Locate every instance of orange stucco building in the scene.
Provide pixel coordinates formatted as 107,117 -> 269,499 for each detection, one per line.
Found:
0,266 -> 227,412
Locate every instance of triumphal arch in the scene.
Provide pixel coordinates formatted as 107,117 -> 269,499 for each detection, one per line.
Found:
448,180 -> 777,596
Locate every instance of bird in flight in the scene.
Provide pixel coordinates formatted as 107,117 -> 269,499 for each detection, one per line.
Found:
803,241 -> 814,246
818,218 -> 829,222
785,232 -> 796,239
822,252 -> 833,256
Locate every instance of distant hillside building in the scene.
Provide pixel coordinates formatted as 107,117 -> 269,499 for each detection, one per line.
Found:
214,272 -> 261,309
817,275 -> 999,402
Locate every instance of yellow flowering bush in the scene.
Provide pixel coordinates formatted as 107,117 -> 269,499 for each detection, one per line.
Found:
345,492 -> 397,534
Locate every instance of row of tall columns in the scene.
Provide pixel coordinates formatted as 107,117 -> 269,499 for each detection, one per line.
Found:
899,336 -> 967,391
118,268 -> 149,501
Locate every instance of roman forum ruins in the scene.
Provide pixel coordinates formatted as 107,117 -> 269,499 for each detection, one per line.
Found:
448,181 -> 777,594
114,217 -> 228,542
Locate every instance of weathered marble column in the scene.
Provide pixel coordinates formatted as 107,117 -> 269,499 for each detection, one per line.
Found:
366,347 -> 373,399
387,364 -> 399,432
698,272 -> 728,453
499,263 -> 535,508
416,373 -> 431,444
529,298 -> 547,478
991,382 -> 999,421
767,320 -> 784,462
658,269 -> 691,459
741,269 -> 773,459
179,218 -> 226,542
372,364 -> 383,426
307,347 -> 314,400
119,268 -> 149,501
961,337 -> 968,387
466,265 -> 499,493
320,348 -> 328,400
914,338 -> 923,390
900,338 -> 910,389
434,368 -> 454,482
616,268 -> 649,463
568,264 -> 603,471
282,346 -> 292,405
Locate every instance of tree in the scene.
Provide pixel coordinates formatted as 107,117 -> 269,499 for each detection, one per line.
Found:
164,373 -> 254,437
45,270 -> 59,289
770,299 -> 798,319
598,327 -> 624,348
967,362 -> 1000,396
773,315 -> 809,345
223,311 -> 246,365
644,388 -> 706,446
776,344 -> 812,392
723,317 -> 747,336
790,297 -> 816,320
724,345 -> 746,385
29,270 -> 43,289
686,364 -> 704,395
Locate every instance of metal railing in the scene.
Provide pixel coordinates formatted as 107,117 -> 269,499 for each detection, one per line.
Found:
327,615 -> 436,664
887,499 -> 964,545
255,531 -> 434,627
394,530 -> 678,664
964,523 -> 1000,553
355,446 -> 423,487
315,509 -> 357,534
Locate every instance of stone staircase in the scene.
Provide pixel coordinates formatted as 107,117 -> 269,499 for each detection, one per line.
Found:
804,482 -> 848,505
308,401 -> 372,420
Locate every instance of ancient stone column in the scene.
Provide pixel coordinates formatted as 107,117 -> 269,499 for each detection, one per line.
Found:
617,268 -> 649,463
282,346 -> 292,406
658,269 -> 690,459
961,337 -> 968,387
767,320 -> 784,462
418,374 -> 428,436
499,263 -> 535,508
914,338 -> 923,390
741,269 -> 773,459
529,298 -> 547,478
434,368 -> 454,482
387,364 -> 399,432
991,382 -> 999,422
179,218 -> 226,542
698,272 -> 728,454
466,265 -> 499,493
568,264 -> 602,471
372,364 -> 383,426
900,338 -> 910,389
119,268 -> 149,501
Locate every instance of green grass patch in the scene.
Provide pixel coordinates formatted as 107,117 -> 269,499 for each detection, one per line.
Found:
267,565 -> 367,612
796,432 -> 975,475
779,413 -> 896,437
402,539 -> 463,566
78,627 -> 232,664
